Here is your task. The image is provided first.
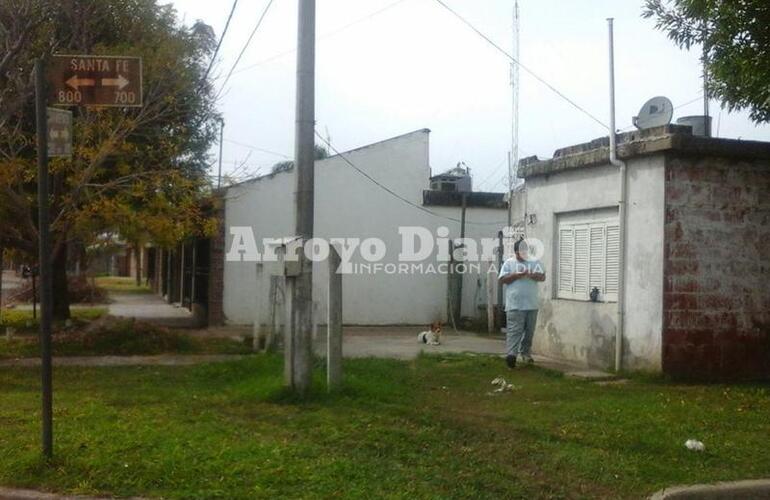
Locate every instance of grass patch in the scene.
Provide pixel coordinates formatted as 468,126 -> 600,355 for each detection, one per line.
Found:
0,308 -> 108,334
0,317 -> 252,359
0,355 -> 767,498
94,276 -> 151,295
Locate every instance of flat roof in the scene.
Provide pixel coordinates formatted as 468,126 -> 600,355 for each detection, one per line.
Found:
518,125 -> 770,179
422,190 -> 507,209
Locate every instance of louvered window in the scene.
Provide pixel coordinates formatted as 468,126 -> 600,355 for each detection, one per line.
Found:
557,219 -> 619,302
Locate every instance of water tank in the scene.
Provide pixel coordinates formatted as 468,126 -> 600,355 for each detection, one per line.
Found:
676,115 -> 712,137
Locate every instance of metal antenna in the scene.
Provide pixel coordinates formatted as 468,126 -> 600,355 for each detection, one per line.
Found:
509,0 -> 521,191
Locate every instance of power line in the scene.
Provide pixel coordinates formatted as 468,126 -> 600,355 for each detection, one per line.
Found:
433,0 -> 609,130
315,131 -> 508,227
674,94 -> 706,111
202,0 -> 239,83
217,0 -> 276,96
231,0 -> 410,77
224,138 -> 291,159
476,156 -> 509,191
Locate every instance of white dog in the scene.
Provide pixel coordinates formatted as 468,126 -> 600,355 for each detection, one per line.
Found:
417,321 -> 443,346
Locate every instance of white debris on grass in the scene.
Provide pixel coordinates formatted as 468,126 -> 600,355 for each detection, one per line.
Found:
487,376 -> 518,395
685,439 -> 705,452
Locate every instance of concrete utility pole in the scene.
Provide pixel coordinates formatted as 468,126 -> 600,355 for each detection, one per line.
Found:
327,246 -> 342,391
290,0 -> 316,395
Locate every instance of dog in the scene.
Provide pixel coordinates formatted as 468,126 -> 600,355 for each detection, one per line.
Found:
417,321 -> 443,346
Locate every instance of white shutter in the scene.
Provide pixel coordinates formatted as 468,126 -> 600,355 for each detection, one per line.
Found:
605,224 -> 620,295
573,226 -> 589,294
589,225 -> 605,293
558,227 -> 574,295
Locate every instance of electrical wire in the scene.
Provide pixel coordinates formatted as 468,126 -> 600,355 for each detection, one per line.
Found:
224,138 -> 291,159
432,0 -> 609,130
231,0 -> 411,77
201,0 -> 239,83
475,156 -> 509,191
315,131 -> 508,227
217,0 -> 276,97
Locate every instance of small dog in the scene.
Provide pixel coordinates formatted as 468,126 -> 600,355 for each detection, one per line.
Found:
417,321 -> 443,346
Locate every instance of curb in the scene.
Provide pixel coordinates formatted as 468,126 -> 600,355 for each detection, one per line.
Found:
0,487 -> 146,499
650,479 -> 770,499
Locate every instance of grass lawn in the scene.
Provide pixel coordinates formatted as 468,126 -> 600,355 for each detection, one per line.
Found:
0,355 -> 768,499
0,308 -> 108,333
94,276 -> 151,294
0,315 -> 252,359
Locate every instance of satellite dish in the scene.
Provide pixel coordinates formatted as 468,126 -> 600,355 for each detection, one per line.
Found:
633,96 -> 674,129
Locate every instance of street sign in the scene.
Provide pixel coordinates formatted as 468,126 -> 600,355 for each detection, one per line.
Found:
46,108 -> 72,157
47,55 -> 143,107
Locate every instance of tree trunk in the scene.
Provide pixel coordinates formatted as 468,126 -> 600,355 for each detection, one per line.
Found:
0,246 -> 4,311
133,243 -> 142,287
52,243 -> 71,321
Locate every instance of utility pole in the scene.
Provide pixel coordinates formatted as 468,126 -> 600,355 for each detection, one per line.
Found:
35,59 -> 54,459
291,0 -> 316,395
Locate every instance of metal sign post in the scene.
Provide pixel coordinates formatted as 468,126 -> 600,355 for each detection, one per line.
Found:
34,53 -> 142,459
34,59 -> 54,459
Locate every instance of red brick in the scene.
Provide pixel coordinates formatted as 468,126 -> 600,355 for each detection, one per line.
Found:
698,294 -> 734,310
672,277 -> 699,293
665,311 -> 709,330
667,259 -> 699,276
665,292 -> 698,311
669,243 -> 696,259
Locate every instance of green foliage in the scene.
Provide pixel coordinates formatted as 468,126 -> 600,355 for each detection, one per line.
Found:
0,355 -> 768,498
94,276 -> 151,294
644,0 -> 770,123
0,307 -> 108,334
0,0 -> 221,258
270,144 -> 330,175
0,317 -> 251,358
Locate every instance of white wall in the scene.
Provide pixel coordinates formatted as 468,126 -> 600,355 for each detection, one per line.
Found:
223,130 -> 506,326
523,155 -> 665,370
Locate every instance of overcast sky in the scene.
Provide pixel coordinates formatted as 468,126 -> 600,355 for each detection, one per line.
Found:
170,0 -> 770,192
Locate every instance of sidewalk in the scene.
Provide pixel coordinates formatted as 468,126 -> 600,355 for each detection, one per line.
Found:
107,293 -> 197,328
313,326 -> 615,379
0,325 -> 614,380
0,270 -> 24,303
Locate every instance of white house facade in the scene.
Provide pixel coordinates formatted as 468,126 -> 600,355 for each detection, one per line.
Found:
222,129 -> 508,326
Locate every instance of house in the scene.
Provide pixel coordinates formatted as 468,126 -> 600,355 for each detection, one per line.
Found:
219,129 -> 508,326
514,124 -> 770,381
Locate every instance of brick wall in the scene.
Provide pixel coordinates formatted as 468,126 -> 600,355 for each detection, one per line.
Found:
663,155 -> 770,381
207,196 -> 226,326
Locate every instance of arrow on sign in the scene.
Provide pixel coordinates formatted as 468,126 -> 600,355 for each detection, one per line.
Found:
101,75 -> 130,90
65,76 -> 96,90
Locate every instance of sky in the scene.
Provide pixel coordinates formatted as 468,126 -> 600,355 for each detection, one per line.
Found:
169,0 -> 770,192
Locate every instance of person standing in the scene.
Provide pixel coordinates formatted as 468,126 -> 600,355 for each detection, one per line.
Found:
498,239 -> 546,368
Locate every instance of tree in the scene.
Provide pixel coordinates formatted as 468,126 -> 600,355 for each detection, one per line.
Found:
644,0 -> 770,123
0,0 -> 220,319
269,144 -> 329,175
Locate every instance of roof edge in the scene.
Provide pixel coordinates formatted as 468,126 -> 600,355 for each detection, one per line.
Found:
519,125 -> 770,179
226,128 -> 431,189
